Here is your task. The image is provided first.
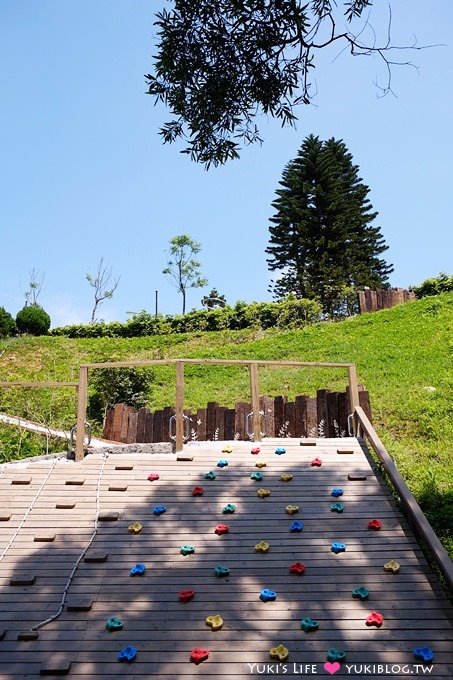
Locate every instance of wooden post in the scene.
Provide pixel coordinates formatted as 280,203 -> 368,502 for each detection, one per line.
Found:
249,362 -> 262,443
75,365 -> 88,461
347,364 -> 360,435
175,361 -> 184,452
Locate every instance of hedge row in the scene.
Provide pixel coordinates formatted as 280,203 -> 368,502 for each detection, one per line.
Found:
50,298 -> 323,338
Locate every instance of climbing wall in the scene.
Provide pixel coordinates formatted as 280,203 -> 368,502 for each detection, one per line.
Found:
0,438 -> 452,678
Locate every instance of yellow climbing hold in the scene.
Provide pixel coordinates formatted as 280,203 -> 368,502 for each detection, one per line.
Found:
281,473 -> 293,482
128,522 -> 143,534
255,461 -> 267,468
222,445 -> 233,453
384,560 -> 401,574
270,644 -> 289,661
255,541 -> 270,553
286,504 -> 300,515
257,488 -> 271,498
206,614 -> 224,631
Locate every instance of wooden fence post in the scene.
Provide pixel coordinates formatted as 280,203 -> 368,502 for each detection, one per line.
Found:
75,365 -> 88,461
249,362 -> 262,443
347,364 -> 360,435
175,361 -> 184,452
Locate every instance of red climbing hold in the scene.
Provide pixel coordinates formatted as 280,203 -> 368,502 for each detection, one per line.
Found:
215,524 -> 230,535
179,590 -> 195,603
311,458 -> 322,467
368,519 -> 382,530
192,486 -> 204,496
366,611 -> 384,627
190,648 -> 210,664
289,562 -> 305,575
147,473 -> 160,481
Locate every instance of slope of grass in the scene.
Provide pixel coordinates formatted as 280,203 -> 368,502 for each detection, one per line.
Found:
0,293 -> 452,556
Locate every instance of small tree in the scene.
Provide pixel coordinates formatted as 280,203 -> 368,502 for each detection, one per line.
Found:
0,307 -> 16,337
24,268 -> 45,306
201,288 -> 227,309
86,258 -> 120,324
163,235 -> 208,314
88,366 -> 154,426
16,305 -> 51,336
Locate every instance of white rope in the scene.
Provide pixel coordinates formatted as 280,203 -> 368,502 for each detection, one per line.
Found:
32,452 -> 109,631
0,459 -> 58,562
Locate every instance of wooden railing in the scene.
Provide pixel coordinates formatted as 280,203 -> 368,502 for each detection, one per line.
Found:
354,406 -> 453,591
75,359 -> 361,460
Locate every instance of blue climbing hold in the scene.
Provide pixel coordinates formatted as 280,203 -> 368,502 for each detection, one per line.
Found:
118,645 -> 137,662
275,447 -> 286,455
260,589 -> 277,602
331,488 -> 344,497
413,647 -> 435,662
106,616 -> 124,631
330,502 -> 344,513
130,563 -> 146,576
250,472 -> 263,481
153,505 -> 167,516
204,471 -> 216,480
290,520 -> 304,532
214,565 -> 230,577
331,542 -> 346,554
217,459 -> 229,468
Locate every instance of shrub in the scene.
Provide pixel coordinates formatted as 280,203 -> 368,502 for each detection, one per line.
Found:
87,365 -> 154,426
412,273 -> 453,299
0,306 -> 15,337
16,305 -> 51,336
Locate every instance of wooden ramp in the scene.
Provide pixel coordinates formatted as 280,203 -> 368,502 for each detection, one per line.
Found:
0,438 -> 451,678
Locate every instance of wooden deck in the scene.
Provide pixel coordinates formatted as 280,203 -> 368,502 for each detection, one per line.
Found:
0,437 -> 452,678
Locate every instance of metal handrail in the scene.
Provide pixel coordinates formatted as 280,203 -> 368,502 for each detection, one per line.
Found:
354,405 -> 453,591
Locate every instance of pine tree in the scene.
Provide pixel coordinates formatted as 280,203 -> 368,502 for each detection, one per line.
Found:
266,135 -> 393,317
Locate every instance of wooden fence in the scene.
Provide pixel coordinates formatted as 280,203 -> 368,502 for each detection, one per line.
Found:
358,287 -> 415,314
103,386 -> 371,443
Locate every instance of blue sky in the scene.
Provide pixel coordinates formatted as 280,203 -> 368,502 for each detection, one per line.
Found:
1,0 -> 452,327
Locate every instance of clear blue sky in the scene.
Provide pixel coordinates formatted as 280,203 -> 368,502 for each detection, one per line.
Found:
1,1 -> 452,327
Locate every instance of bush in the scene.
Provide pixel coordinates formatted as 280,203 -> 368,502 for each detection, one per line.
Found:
0,306 -> 15,337
16,305 -> 51,336
412,273 -> 453,299
87,365 -> 154,426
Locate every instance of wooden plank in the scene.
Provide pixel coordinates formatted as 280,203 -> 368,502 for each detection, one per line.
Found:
196,408 -> 207,441
144,409 -> 154,443
136,407 -> 148,443
126,411 -> 138,444
206,401 -> 218,440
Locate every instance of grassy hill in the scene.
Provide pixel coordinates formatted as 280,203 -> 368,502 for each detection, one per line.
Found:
0,292 -> 452,556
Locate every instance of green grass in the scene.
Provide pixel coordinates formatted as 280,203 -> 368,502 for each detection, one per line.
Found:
1,292 -> 452,557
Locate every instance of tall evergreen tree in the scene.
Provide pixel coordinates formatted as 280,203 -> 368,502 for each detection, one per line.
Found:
266,135 -> 393,317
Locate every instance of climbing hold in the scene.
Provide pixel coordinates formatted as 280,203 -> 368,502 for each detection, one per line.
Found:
190,648 -> 210,664
204,471 -> 216,480
327,648 -> 346,662
352,586 -> 369,600
270,644 -> 289,661
301,617 -> 319,632
222,445 -> 233,453
330,503 -> 344,513
289,520 -> 303,532
366,611 -> 384,627
217,459 -> 229,468
289,562 -> 305,575
223,503 -> 236,514
147,473 -> 159,481
180,545 -> 195,556
260,589 -> 277,602
311,458 -> 322,466
130,563 -> 146,576
214,565 -> 230,578
251,447 -> 260,454
255,541 -> 270,553
275,447 -> 286,455
331,542 -> 346,554
286,504 -> 299,515
106,616 -> 124,631
255,461 -> 267,468
179,590 -> 195,603
281,473 -> 293,482
257,488 -> 271,498
215,524 -> 230,535
384,560 -> 400,574
331,488 -> 344,497
206,614 -> 224,631
413,647 -> 435,662
128,522 -> 142,534
153,505 -> 167,516
118,645 -> 137,662
368,519 -> 382,530
192,486 -> 204,496
250,472 -> 263,481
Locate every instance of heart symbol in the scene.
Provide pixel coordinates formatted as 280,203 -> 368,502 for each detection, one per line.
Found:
324,662 -> 341,675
